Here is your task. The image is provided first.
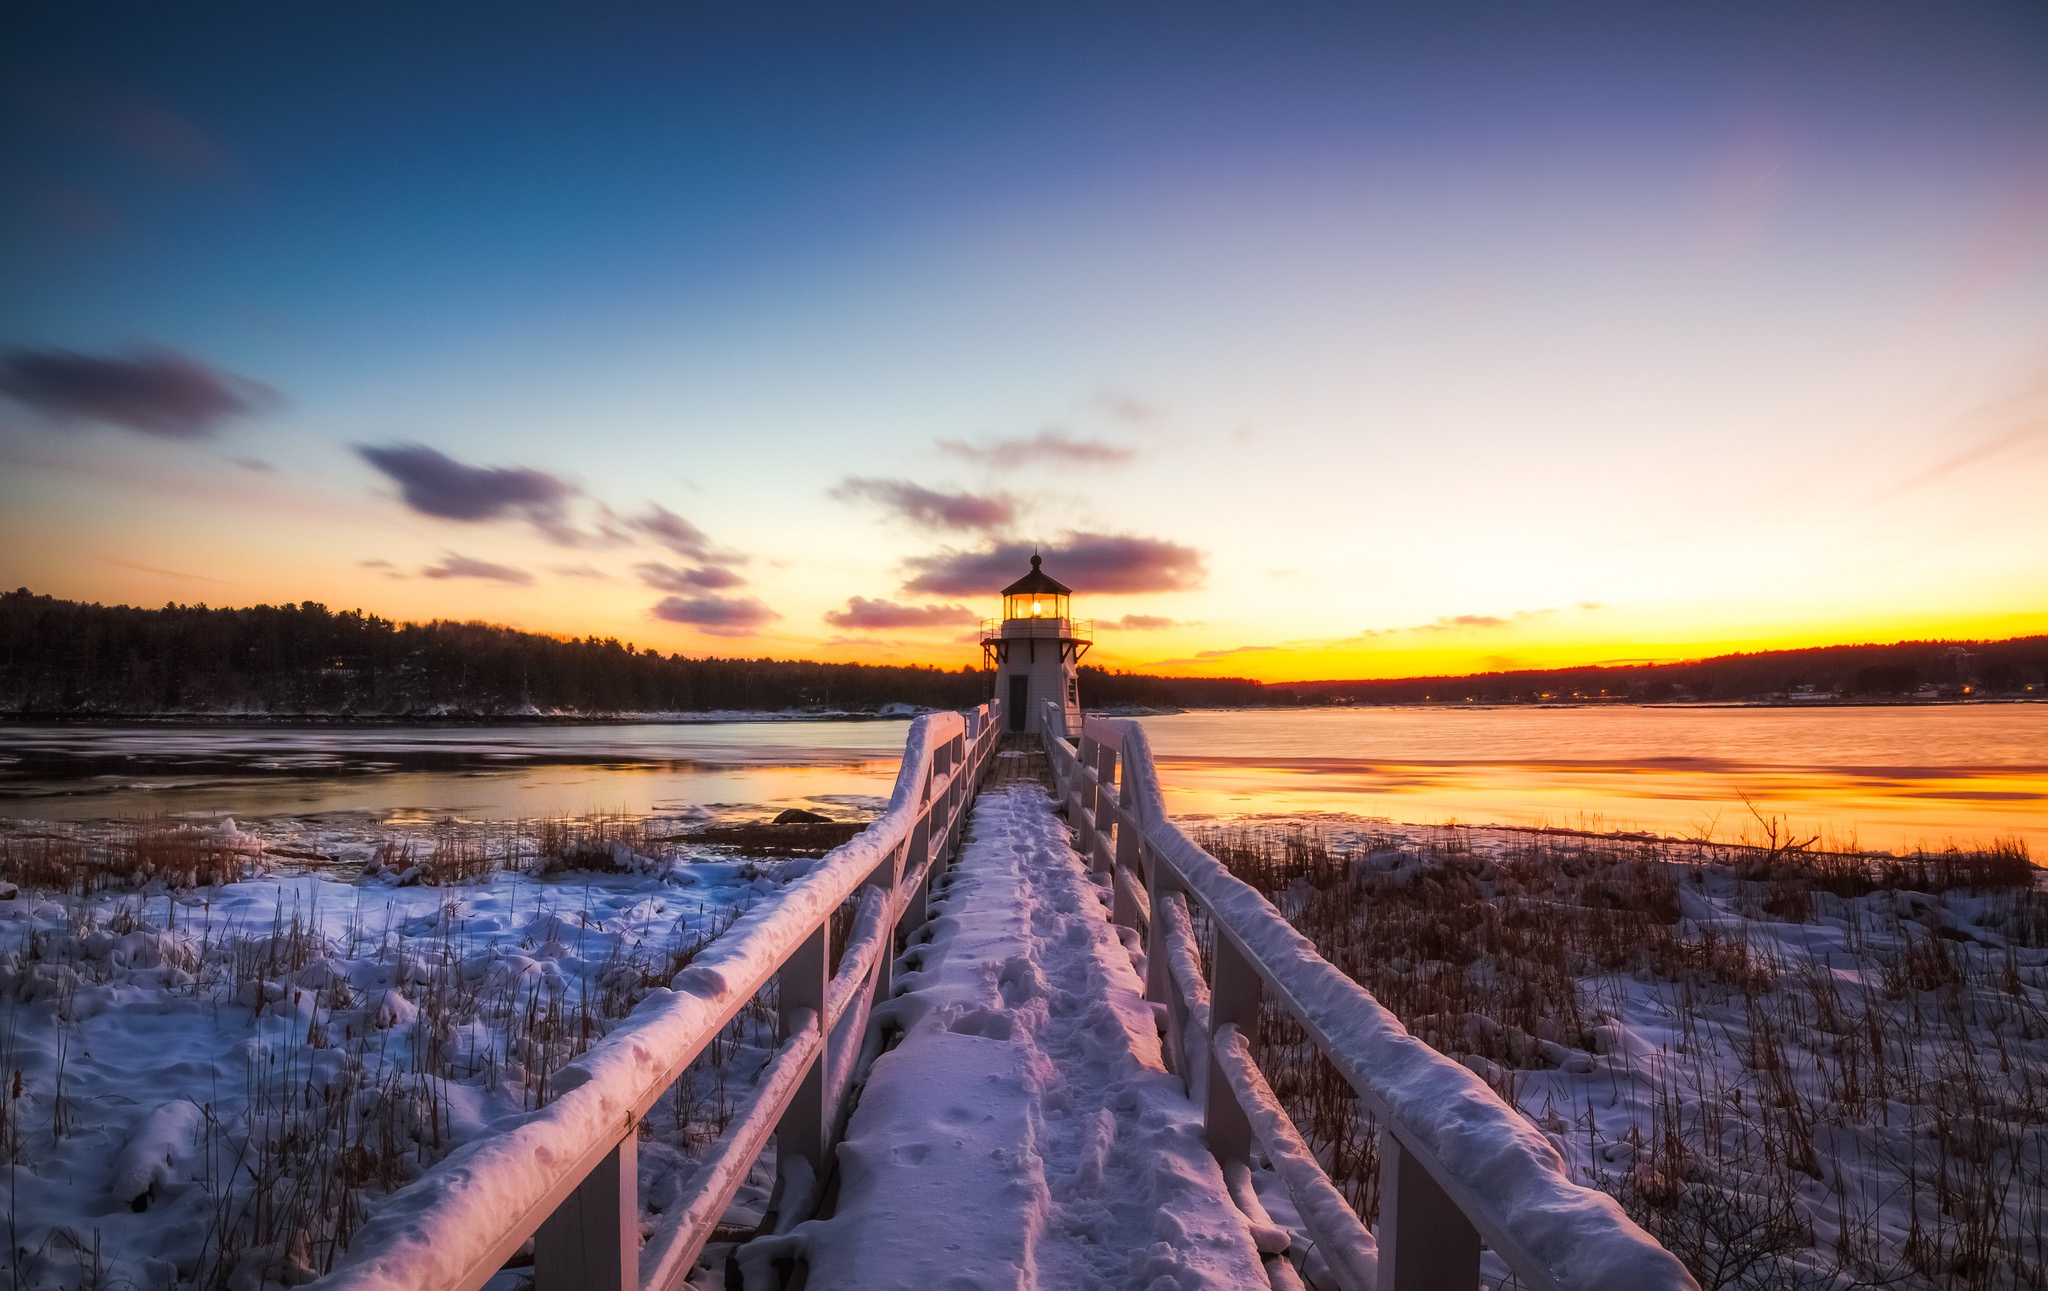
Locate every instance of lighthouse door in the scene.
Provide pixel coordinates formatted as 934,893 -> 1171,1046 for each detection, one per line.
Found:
1008,675 -> 1029,732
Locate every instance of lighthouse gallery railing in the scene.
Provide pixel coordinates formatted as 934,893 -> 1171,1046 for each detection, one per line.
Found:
306,702 -> 1003,1291
1042,701 -> 1696,1291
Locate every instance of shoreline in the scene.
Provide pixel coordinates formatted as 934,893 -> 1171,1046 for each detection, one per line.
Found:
2,694 -> 2043,726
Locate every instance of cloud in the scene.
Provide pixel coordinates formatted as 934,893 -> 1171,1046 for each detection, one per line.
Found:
1095,391 -> 1155,424
421,553 -> 535,586
627,504 -> 720,559
650,594 -> 781,637
636,560 -> 747,592
551,563 -> 614,581
823,597 -> 977,630
1424,614 -> 1511,631
1353,609 -> 1552,638
0,345 -> 275,438
1887,356 -> 2048,497
1106,614 -> 1184,630
937,430 -> 1135,468
833,477 -> 1016,531
358,443 -> 575,528
902,533 -> 1206,596
1196,645 -> 1279,659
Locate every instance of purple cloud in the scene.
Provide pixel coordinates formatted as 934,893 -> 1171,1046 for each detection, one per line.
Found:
357,443 -> 574,526
0,345 -> 275,438
936,430 -> 1135,468
651,594 -> 781,637
636,560 -> 747,591
902,533 -> 1206,596
823,597 -> 978,629
1419,614 -> 1512,631
421,554 -> 535,585
627,504 -> 719,560
832,477 -> 1016,531
1107,614 -> 1182,630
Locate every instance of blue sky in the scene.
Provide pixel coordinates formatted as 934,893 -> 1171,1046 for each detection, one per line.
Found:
3,3 -> 2046,677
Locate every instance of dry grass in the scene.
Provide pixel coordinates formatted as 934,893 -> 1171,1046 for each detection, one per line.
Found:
1195,823 -> 2048,1291
0,879 -> 778,1288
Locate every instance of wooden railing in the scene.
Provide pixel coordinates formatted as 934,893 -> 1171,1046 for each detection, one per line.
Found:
308,702 -> 1004,1291
1042,702 -> 1698,1291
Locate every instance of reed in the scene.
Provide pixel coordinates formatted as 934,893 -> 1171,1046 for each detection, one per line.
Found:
1195,823 -> 2047,1290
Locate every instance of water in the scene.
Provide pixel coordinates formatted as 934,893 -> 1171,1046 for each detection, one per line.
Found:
1136,705 -> 2048,854
0,720 -> 911,822
1,706 -> 2041,852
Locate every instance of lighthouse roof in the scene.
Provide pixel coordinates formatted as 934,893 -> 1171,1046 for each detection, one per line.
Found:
1001,553 -> 1071,597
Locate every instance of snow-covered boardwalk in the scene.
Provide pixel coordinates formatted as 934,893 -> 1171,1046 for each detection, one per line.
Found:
792,781 -> 1268,1289
307,704 -> 1695,1291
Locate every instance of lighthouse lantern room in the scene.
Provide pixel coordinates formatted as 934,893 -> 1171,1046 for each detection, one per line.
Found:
982,554 -> 1090,736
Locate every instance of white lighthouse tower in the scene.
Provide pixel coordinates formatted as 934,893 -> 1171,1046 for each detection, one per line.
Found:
982,553 -> 1091,736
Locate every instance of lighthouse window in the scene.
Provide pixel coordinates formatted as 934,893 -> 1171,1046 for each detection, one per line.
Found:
1066,677 -> 1078,705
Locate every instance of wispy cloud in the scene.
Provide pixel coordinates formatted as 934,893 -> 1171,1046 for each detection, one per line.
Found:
936,429 -> 1135,469
1424,614 -> 1510,631
421,553 -> 535,585
1105,614 -> 1185,630
650,594 -> 781,637
832,477 -> 1017,531
902,533 -> 1205,596
627,504 -> 722,560
823,597 -> 977,630
636,560 -> 746,591
0,345 -> 276,438
358,443 -> 575,526
1886,355 -> 2048,497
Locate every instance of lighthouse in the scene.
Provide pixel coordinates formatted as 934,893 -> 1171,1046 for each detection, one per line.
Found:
982,553 -> 1091,736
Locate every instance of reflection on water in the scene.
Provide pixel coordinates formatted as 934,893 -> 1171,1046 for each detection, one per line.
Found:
2,707 -> 2042,852
0,720 -> 912,822
1137,706 -> 2048,854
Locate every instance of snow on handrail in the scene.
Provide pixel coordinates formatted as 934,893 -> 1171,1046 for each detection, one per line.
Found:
310,704 -> 1000,1291
1043,704 -> 1697,1291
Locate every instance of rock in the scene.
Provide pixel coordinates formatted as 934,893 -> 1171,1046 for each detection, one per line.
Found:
772,808 -> 832,824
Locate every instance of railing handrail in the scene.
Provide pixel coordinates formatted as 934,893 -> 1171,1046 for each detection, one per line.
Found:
1041,700 -> 1697,1291
978,616 -> 1092,641
309,700 -> 1004,1291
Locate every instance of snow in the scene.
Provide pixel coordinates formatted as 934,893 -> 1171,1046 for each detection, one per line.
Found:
1079,717 -> 1696,1291
0,839 -> 779,1290
303,711 -> 980,1289
783,784 -> 1269,1290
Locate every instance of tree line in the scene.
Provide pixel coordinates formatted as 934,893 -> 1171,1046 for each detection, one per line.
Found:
1,589 -> 2039,717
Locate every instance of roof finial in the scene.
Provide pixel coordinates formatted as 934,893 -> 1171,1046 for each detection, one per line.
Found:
1030,551 -> 1042,571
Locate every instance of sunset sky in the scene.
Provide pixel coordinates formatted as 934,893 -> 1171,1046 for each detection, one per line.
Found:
2,4 -> 2045,682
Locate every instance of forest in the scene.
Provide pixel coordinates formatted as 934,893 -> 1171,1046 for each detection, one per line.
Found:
0,589 -> 2038,717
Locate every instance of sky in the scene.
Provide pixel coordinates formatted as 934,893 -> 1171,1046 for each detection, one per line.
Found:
2,2 -> 2045,683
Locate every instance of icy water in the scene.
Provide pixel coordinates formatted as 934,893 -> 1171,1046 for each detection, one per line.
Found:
1,706 -> 2042,851
1137,704 -> 2048,854
0,719 -> 910,822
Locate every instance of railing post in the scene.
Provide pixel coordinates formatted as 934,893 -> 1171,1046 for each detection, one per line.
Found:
534,1130 -> 636,1291
1202,932 -> 1261,1171
1071,733 -> 1097,851
1378,1128 -> 1481,1291
769,924 -> 829,1229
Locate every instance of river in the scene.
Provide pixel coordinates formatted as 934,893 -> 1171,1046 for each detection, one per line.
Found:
1,705 -> 2041,853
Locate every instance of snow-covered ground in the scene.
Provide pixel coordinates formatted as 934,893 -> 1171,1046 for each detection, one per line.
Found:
780,784 -> 1268,1290
0,815 -> 806,1291
1204,818 -> 2048,1291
